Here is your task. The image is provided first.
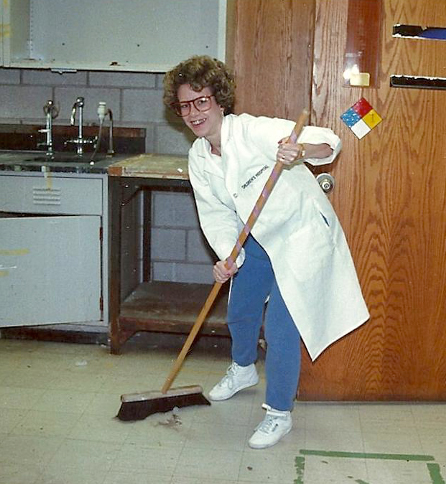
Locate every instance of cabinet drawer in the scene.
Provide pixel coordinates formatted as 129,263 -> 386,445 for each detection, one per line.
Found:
0,175 -> 103,215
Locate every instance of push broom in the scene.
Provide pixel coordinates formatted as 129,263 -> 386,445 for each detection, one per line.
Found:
116,109 -> 309,421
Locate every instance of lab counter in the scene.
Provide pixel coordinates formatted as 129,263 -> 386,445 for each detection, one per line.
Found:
0,150 -> 228,348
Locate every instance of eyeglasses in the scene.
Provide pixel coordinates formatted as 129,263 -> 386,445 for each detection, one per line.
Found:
171,95 -> 215,117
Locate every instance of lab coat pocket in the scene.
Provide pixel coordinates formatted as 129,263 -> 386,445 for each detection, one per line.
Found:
285,217 -> 335,283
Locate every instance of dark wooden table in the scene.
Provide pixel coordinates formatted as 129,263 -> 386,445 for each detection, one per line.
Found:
108,154 -> 229,354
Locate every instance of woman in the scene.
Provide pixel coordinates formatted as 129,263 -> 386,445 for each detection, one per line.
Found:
163,56 -> 369,449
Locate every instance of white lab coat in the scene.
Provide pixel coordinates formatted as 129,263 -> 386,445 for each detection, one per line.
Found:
188,113 -> 369,360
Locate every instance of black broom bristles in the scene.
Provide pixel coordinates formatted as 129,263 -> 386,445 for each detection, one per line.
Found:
116,386 -> 211,422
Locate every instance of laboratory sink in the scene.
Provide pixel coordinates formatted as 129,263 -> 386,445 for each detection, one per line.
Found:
23,151 -> 106,164
0,150 -> 102,163
0,150 -> 125,174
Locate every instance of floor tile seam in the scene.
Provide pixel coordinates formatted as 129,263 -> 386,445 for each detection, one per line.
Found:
3,407 -> 33,436
1,386 -> 62,399
185,415 -> 253,427
306,404 -> 362,414
158,427 -> 188,477
236,452 -> 302,484
13,435 -> 67,472
123,424 -> 197,448
29,395 -> 99,415
360,428 -> 424,441
359,427 -> 368,454
358,413 -> 417,425
38,467 -> 109,484
1,368 -> 63,380
304,423 -> 364,435
359,412 -> 419,422
413,424 -> 435,456
0,382 -> 48,393
10,413 -> 82,438
172,443 -> 243,478
45,438 -> 127,474
13,406 -> 86,418
32,383 -> 102,395
362,457 -> 437,482
103,469 -> 150,484
237,447 -> 263,483
303,428 -> 367,456
0,463 -> 45,484
53,366 -> 112,375
414,424 -> 446,434
358,413 -> 420,435
12,361 -> 83,373
303,408 -> 362,427
236,414 -> 300,470
44,384 -> 111,394
64,429 -> 130,445
180,422 -> 253,448
0,374 -> 11,385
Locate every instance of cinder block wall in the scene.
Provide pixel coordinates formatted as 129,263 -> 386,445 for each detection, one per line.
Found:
151,192 -> 216,284
0,67 -> 215,285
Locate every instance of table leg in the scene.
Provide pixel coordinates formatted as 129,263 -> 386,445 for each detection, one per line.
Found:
109,176 -> 123,354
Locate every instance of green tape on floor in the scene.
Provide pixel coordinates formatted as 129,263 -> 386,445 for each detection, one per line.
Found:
297,449 -> 445,484
300,449 -> 435,462
427,463 -> 446,484
294,456 -> 305,484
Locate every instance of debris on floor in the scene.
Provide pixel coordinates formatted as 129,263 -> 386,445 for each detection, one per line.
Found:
156,407 -> 182,429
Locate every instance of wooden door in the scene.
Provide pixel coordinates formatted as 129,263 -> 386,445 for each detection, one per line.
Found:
232,0 -> 446,400
230,0 -> 315,119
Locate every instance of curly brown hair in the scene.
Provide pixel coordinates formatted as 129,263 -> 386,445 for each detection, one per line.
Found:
163,55 -> 235,115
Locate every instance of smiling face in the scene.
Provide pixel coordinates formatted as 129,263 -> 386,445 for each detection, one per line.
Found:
177,84 -> 224,149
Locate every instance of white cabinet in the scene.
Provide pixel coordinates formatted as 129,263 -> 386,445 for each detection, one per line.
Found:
0,216 -> 101,326
0,171 -> 108,328
2,0 -> 229,72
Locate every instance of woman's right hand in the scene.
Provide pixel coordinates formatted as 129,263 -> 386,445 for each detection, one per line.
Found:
213,259 -> 238,283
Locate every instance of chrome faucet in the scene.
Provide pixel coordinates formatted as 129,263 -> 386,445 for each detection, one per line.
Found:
38,100 -> 59,157
66,96 -> 95,156
98,102 -> 115,156
70,96 -> 85,155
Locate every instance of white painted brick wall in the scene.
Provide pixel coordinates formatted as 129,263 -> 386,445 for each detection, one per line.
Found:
0,69 -> 21,84
54,86 -> 121,124
151,192 -> 215,284
0,85 -> 53,121
22,70 -> 88,86
89,71 -> 156,89
152,192 -> 197,227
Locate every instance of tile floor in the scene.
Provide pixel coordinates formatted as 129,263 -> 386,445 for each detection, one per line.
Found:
0,336 -> 445,484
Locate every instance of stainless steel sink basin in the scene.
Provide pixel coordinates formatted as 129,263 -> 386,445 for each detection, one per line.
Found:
0,150 -> 125,174
24,153 -> 106,164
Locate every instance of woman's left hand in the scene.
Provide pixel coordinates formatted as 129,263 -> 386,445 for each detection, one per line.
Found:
213,259 -> 238,284
276,138 -> 305,165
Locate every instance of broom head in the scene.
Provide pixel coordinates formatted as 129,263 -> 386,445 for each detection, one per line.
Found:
116,385 -> 210,421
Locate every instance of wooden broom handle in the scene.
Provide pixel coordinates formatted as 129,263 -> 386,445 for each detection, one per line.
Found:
225,109 -> 310,269
161,109 -> 309,394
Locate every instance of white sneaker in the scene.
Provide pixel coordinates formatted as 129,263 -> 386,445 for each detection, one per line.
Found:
248,404 -> 293,449
208,362 -> 259,401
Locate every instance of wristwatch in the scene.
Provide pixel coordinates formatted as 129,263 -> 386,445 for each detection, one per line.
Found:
298,143 -> 306,158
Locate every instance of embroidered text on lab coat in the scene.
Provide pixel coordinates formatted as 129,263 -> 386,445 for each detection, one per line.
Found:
241,165 -> 269,190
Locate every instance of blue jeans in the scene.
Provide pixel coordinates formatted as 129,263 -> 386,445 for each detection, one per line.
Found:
227,235 -> 301,411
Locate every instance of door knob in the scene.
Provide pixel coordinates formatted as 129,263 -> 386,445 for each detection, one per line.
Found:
316,173 -> 335,194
